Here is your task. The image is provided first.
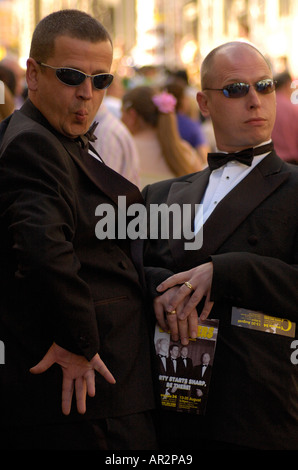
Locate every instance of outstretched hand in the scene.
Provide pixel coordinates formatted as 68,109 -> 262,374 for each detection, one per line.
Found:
30,343 -> 116,415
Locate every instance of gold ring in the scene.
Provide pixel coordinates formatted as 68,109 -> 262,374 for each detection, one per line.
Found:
184,281 -> 193,290
166,310 -> 177,315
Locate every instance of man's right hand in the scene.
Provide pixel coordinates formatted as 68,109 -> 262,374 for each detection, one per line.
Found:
30,343 -> 116,415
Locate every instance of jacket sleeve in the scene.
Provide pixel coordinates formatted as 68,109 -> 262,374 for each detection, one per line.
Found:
0,130 -> 100,360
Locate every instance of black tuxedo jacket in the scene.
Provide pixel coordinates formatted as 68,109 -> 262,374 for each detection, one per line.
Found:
143,152 -> 298,449
0,100 -> 155,426
176,356 -> 193,378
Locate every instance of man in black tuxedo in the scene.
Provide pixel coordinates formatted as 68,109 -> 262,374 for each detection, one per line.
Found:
191,353 -> 212,412
143,41 -> 298,450
0,10 -> 156,450
176,345 -> 193,377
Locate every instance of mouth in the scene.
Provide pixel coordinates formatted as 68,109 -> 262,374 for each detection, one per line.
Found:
75,110 -> 88,123
244,117 -> 266,126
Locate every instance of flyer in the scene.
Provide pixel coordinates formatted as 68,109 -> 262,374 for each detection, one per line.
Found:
154,319 -> 219,415
231,307 -> 296,337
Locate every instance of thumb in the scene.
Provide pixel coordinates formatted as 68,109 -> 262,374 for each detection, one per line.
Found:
30,344 -> 56,374
91,353 -> 116,385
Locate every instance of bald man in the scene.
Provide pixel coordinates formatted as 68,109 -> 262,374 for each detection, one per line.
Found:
143,42 -> 298,450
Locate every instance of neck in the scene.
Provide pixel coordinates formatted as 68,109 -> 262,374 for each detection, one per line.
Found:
216,139 -> 272,153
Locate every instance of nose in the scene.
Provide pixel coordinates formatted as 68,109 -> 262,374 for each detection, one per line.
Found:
246,85 -> 261,109
76,76 -> 93,100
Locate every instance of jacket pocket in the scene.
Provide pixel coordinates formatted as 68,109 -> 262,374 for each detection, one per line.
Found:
94,295 -> 128,306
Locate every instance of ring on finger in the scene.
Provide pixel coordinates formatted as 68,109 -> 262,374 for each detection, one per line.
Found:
184,281 -> 193,290
166,310 -> 177,315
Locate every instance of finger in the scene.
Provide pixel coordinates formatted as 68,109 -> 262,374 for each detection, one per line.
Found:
75,376 -> 87,415
199,295 -> 214,321
177,308 -> 198,345
85,369 -> 96,398
166,283 -> 196,315
177,316 -> 190,345
154,298 -> 168,332
92,356 -> 116,385
178,286 -> 205,320
165,310 -> 179,342
156,271 -> 190,292
29,347 -> 55,374
188,310 -> 199,339
61,377 -> 74,415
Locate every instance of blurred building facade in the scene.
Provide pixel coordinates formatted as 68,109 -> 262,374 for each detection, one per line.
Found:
0,0 -> 298,80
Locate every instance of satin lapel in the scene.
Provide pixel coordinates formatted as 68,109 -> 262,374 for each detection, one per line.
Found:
166,169 -> 210,268
169,153 -> 290,270
60,138 -> 143,207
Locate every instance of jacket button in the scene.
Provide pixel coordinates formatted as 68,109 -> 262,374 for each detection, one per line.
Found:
78,336 -> 90,348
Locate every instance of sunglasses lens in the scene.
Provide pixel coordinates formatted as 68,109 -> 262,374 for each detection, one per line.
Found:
256,79 -> 275,94
223,83 -> 249,98
56,68 -> 85,86
93,74 -> 114,90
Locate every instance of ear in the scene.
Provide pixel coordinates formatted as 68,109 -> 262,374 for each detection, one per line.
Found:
26,58 -> 40,92
196,91 -> 210,118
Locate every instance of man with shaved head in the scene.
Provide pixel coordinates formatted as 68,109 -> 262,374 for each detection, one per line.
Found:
143,41 -> 298,450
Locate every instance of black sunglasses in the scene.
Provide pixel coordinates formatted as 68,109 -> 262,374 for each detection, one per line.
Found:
204,79 -> 276,98
37,61 -> 114,90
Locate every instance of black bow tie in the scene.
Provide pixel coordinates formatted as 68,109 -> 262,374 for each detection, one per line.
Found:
207,142 -> 274,172
85,121 -> 98,142
76,121 -> 99,148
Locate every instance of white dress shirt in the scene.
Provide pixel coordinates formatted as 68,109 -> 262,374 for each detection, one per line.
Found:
194,140 -> 272,233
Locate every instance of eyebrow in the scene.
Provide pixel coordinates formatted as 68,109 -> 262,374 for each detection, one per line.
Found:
60,65 -> 109,74
223,75 -> 273,84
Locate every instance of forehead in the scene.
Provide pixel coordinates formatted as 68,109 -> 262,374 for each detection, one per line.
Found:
51,35 -> 113,70
212,45 -> 272,84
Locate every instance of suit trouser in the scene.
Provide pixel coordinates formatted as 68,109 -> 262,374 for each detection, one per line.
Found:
0,410 -> 157,450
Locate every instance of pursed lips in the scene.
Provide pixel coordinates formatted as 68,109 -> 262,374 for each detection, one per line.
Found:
74,110 -> 89,122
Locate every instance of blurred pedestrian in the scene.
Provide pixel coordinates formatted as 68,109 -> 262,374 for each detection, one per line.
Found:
0,83 -> 15,121
165,81 -> 210,165
103,74 -> 124,119
0,56 -> 26,108
122,85 -> 201,188
272,71 -> 298,164
0,64 -> 17,98
93,103 -> 141,185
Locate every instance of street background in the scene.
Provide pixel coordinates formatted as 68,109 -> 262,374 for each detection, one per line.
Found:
0,0 -> 298,90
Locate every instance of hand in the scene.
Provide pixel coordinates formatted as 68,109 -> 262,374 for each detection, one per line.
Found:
154,286 -> 198,345
30,343 -> 116,415
156,262 -> 214,338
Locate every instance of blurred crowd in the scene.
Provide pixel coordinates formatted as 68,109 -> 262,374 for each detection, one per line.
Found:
1,57 -> 298,188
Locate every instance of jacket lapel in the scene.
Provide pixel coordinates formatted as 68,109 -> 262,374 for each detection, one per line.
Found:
165,169 -> 210,268
167,152 -> 289,270
19,99 -> 143,207
60,138 -> 143,207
